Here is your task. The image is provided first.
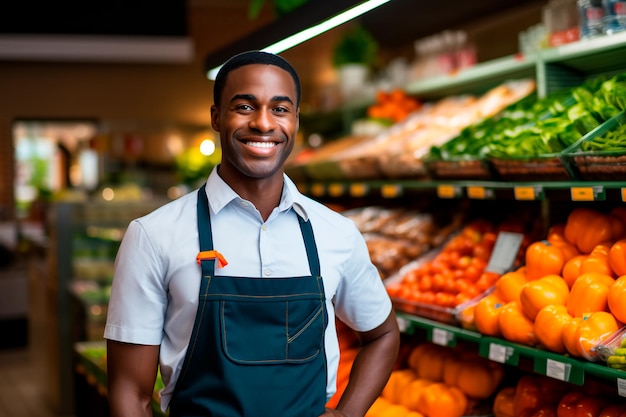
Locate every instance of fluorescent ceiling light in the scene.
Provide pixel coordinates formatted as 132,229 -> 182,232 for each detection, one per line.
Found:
207,0 -> 391,80
0,35 -> 193,63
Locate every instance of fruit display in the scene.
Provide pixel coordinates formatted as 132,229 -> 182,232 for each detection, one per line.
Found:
492,373 -> 626,417
366,341 -> 505,417
462,206 -> 626,366
342,206 -> 465,279
385,215 -> 537,323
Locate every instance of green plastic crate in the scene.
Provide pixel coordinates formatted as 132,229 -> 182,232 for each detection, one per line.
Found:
562,110 -> 626,181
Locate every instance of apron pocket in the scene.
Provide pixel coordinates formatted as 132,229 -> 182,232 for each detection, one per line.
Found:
220,299 -> 324,364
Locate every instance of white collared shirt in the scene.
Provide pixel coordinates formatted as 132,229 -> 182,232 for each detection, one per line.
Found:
104,166 -> 392,411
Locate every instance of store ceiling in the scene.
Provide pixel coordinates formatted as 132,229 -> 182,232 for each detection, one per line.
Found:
0,0 -> 545,63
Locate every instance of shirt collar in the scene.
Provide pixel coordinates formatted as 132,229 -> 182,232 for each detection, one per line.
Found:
204,166 -> 309,221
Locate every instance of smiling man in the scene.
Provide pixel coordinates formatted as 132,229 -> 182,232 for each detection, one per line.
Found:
104,51 -> 400,417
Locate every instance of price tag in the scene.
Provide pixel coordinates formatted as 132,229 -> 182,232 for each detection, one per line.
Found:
571,186 -> 605,201
485,232 -> 524,274
437,184 -> 460,199
349,183 -> 368,197
514,186 -> 542,201
381,184 -> 401,198
328,183 -> 345,197
310,183 -> 325,197
534,356 -> 583,385
618,378 -> 626,397
545,359 -> 571,381
467,186 -> 493,199
431,328 -> 455,347
482,342 -> 518,365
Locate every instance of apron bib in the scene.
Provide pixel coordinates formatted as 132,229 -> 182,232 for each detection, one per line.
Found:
168,187 -> 328,417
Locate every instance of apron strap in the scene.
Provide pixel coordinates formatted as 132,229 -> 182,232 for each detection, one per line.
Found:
297,215 -> 321,278
197,185 -> 216,277
196,184 -> 320,278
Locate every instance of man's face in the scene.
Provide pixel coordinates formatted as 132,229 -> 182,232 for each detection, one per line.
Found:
211,63 -> 299,182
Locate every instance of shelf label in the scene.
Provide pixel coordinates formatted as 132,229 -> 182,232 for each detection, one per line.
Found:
437,184 -> 461,199
328,183 -> 345,197
349,183 -> 368,197
486,232 -> 524,274
534,357 -> 584,385
381,184 -> 402,198
430,328 -> 456,347
467,186 -> 492,199
571,186 -> 605,201
618,378 -> 626,397
482,342 -> 518,365
545,359 -> 571,381
310,183 -> 325,197
514,186 -> 542,200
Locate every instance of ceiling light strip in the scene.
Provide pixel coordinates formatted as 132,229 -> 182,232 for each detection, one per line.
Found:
207,0 -> 391,80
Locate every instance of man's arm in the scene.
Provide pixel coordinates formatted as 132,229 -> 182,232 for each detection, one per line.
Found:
107,339 -> 160,417
323,310 -> 400,417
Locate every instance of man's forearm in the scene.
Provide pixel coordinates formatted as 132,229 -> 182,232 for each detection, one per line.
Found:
332,313 -> 400,417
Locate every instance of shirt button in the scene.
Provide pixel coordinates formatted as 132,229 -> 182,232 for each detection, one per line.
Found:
264,269 -> 271,276
262,224 -> 267,231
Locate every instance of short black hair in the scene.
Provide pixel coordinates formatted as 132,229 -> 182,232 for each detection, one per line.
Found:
213,50 -> 301,108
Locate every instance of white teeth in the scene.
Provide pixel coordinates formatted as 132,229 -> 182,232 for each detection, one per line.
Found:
246,141 -> 276,148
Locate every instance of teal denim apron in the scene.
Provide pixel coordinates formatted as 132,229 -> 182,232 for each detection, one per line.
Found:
168,187 -> 329,417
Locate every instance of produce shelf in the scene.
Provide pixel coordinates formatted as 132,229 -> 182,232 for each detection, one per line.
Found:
405,54 -> 536,100
396,313 -> 626,395
541,31 -> 626,71
301,179 -> 626,202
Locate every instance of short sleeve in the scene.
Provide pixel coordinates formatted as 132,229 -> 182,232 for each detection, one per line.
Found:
104,220 -> 168,345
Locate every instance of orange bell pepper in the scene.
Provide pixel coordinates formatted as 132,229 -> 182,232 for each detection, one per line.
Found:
608,275 -> 626,323
576,311 -> 620,360
580,243 -> 615,277
562,255 -> 587,288
609,239 -> 626,277
519,274 -> 569,320
498,301 -> 536,346
566,272 -> 615,317
547,224 -> 580,262
474,292 -> 504,337
557,391 -> 607,417
564,207 -> 616,254
562,316 -> 585,357
495,269 -> 528,304
525,240 -> 566,281
416,382 -> 468,417
533,304 -> 573,354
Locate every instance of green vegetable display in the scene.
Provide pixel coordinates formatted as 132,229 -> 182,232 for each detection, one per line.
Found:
429,72 -> 626,160
580,120 -> 626,152
606,337 -> 626,371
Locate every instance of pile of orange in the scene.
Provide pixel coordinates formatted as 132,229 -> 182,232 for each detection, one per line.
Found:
367,89 -> 422,123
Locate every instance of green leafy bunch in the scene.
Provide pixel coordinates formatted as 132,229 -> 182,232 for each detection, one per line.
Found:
332,25 -> 378,68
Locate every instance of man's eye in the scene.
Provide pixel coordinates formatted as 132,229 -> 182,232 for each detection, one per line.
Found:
236,104 -> 254,111
273,106 -> 289,113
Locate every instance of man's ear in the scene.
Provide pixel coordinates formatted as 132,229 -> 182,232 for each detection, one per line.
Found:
295,108 -> 300,132
210,104 -> 220,132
